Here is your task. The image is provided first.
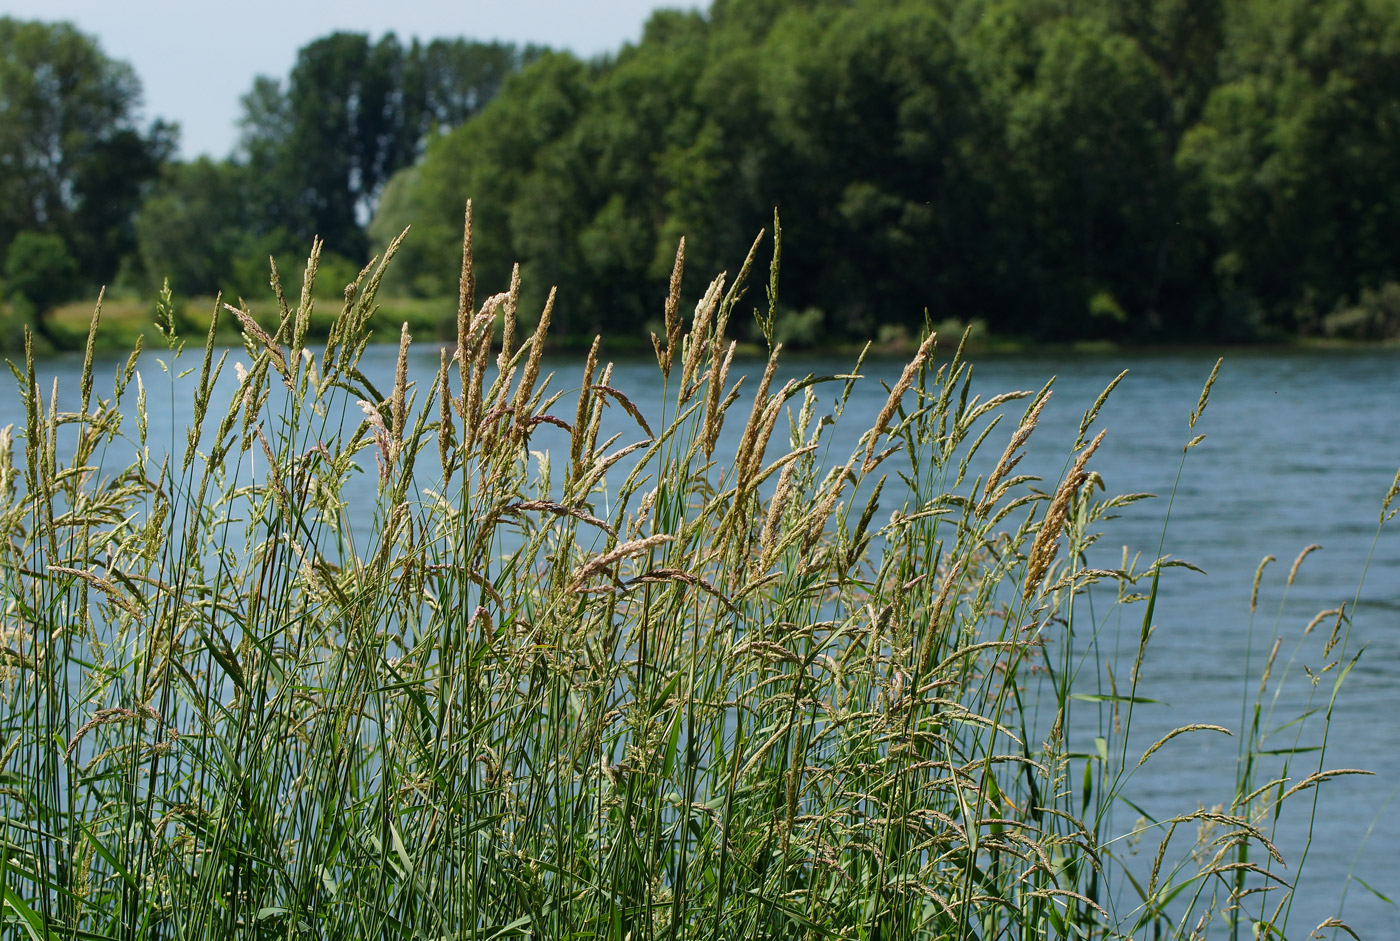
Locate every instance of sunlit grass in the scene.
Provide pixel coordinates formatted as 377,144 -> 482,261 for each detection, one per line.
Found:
0,212 -> 1386,940
39,291 -> 459,353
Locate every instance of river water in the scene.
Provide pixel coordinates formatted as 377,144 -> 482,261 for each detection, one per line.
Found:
6,342 -> 1398,937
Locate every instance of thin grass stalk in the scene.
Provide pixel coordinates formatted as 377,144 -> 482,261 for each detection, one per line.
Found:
0,236 -> 1375,941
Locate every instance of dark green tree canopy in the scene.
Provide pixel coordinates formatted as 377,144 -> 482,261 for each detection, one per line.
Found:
10,1 -> 1400,349
235,33 -> 542,262
1178,0 -> 1400,333
373,0 -> 1400,343
135,158 -> 252,298
420,38 -> 546,131
237,32 -> 422,260
0,17 -> 173,287
5,230 -> 78,315
131,31 -> 538,302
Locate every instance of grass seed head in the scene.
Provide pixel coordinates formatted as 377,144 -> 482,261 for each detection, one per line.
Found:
1190,357 -> 1223,429
571,534 -> 673,588
513,287 -> 556,444
392,322 -> 411,442
437,348 -> 454,474
573,337 -> 601,471
759,460 -> 797,569
681,274 -> 725,395
293,236 -> 322,353
658,237 -> 685,377
498,263 -> 521,373
979,384 -> 1051,516
863,330 -> 936,474
458,201 -> 475,352
1024,428 -> 1106,599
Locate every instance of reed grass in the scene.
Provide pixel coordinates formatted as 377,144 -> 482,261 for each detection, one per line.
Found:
0,216 -> 1387,940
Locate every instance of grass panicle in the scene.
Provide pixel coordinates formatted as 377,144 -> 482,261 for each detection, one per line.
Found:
0,229 -> 1383,941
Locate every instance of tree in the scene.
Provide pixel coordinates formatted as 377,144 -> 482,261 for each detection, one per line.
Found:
0,18 -> 172,288
5,231 -> 79,342
135,158 -> 251,297
1177,0 -> 1400,333
370,0 -> 1400,344
237,33 -> 540,263
1000,17 -> 1177,336
682,0 -> 1006,337
235,75 -> 299,241
1096,0 -> 1225,129
387,51 -> 593,308
71,125 -> 176,284
236,33 -> 422,260
419,38 -> 546,131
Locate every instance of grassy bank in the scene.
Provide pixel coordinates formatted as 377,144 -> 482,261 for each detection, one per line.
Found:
12,291 -> 1397,361
1,224 -> 1388,939
27,291 -> 455,354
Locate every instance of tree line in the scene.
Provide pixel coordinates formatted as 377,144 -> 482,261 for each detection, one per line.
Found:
0,19 -> 538,343
374,0 -> 1400,344
5,0 -> 1400,347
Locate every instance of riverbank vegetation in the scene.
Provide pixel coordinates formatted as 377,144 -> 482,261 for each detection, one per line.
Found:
1,225 -> 1386,938
6,0 -> 1400,350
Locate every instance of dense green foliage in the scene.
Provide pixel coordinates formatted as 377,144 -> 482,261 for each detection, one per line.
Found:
0,18 -> 173,308
4,232 -> 80,333
134,33 -> 542,304
235,33 -> 543,262
6,0 -> 1400,346
374,0 -> 1400,343
0,19 -> 537,335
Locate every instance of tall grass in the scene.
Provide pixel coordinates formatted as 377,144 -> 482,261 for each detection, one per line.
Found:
1,213 -> 1387,940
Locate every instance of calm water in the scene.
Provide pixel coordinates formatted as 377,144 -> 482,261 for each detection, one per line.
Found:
7,343 -> 1398,937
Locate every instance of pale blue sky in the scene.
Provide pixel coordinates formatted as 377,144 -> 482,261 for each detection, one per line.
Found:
1,0 -> 695,159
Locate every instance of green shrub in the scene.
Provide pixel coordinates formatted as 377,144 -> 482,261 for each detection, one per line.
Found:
1322,282 -> 1400,340
4,230 -> 79,315
772,304 -> 825,348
